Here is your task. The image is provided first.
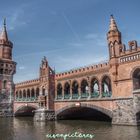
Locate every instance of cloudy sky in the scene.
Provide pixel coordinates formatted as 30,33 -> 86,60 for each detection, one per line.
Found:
0,0 -> 140,83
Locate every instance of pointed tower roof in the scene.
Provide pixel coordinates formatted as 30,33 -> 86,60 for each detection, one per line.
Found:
109,15 -> 119,31
0,18 -> 8,41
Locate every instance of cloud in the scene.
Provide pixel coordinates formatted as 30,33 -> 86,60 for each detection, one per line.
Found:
0,3 -> 29,31
53,53 -> 108,73
9,11 -> 27,30
18,66 -> 25,70
62,12 -> 81,42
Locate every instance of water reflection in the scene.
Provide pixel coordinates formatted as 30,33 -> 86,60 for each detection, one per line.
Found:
0,117 -> 140,140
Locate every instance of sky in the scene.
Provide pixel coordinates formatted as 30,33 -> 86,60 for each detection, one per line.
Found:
0,0 -> 140,83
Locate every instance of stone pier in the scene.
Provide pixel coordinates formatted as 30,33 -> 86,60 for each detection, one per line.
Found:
34,109 -> 55,121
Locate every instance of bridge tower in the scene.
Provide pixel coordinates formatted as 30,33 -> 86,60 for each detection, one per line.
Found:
107,15 -> 125,97
38,56 -> 55,109
34,57 -> 55,121
0,19 -> 16,116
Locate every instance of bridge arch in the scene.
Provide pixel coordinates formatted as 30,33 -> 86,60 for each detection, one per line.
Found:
14,104 -> 38,117
56,103 -> 113,121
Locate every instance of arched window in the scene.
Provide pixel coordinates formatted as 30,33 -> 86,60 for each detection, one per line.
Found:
72,81 -> 79,94
15,91 -> 18,99
3,80 -> 7,89
23,90 -> 26,98
31,88 -> 35,97
42,87 -> 45,95
57,83 -> 62,95
102,76 -> 112,97
64,82 -> 70,94
91,78 -> 99,93
133,68 -> 140,90
27,89 -> 30,98
81,79 -> 88,93
36,88 -> 39,97
19,90 -> 22,98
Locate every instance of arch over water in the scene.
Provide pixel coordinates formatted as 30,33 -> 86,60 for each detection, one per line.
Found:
56,103 -> 113,121
14,105 -> 37,117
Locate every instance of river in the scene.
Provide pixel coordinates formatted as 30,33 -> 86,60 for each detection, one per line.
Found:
0,117 -> 140,140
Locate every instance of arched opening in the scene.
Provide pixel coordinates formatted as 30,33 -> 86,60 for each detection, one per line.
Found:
72,81 -> 79,99
0,69 -> 3,74
19,90 -> 22,98
90,78 -> 99,97
23,90 -> 26,98
27,89 -> 30,98
3,80 -> 7,89
57,83 -> 62,99
57,106 -> 112,122
36,88 -> 39,98
81,79 -> 88,93
31,88 -> 35,101
42,87 -> 46,96
102,76 -> 112,97
81,79 -> 89,98
14,106 -> 37,117
72,81 -> 79,94
31,88 -> 35,97
133,68 -> 140,90
64,82 -> 70,99
15,91 -> 18,100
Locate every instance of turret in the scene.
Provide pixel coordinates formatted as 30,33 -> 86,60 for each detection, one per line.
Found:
0,18 -> 13,59
107,15 -> 123,58
0,18 -> 16,116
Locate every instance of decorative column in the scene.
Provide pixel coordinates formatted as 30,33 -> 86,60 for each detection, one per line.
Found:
22,91 -> 23,99
87,77 -> 91,98
78,85 -> 81,98
26,90 -> 27,99
34,88 -> 36,99
30,89 -> 31,99
62,85 -> 64,99
99,81 -> 102,98
69,80 -> 72,99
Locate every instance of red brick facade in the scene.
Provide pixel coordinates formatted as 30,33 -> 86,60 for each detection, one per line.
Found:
13,16 -> 140,125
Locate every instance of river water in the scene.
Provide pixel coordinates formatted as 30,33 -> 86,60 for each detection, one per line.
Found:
0,117 -> 140,140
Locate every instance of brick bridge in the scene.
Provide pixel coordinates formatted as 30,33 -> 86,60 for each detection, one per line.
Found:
13,16 -> 140,125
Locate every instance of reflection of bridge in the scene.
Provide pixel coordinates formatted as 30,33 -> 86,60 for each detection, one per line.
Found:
13,16 -> 140,125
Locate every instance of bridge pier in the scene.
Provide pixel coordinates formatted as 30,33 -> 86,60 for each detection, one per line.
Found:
34,109 -> 55,121
112,93 -> 140,126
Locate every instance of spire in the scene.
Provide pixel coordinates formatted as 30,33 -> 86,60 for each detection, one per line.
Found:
109,15 -> 118,31
0,18 -> 8,41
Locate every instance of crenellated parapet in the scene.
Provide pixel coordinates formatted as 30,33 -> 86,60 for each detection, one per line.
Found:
15,78 -> 40,89
119,41 -> 140,63
55,60 -> 109,80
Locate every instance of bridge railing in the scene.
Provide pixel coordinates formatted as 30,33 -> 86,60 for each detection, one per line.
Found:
102,92 -> 112,97
64,94 -> 71,99
90,92 -> 100,98
56,91 -> 112,100
81,93 -> 89,98
72,93 -> 79,99
15,97 -> 38,102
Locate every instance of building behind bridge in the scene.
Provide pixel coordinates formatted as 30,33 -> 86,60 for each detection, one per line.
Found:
1,16 -> 140,125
